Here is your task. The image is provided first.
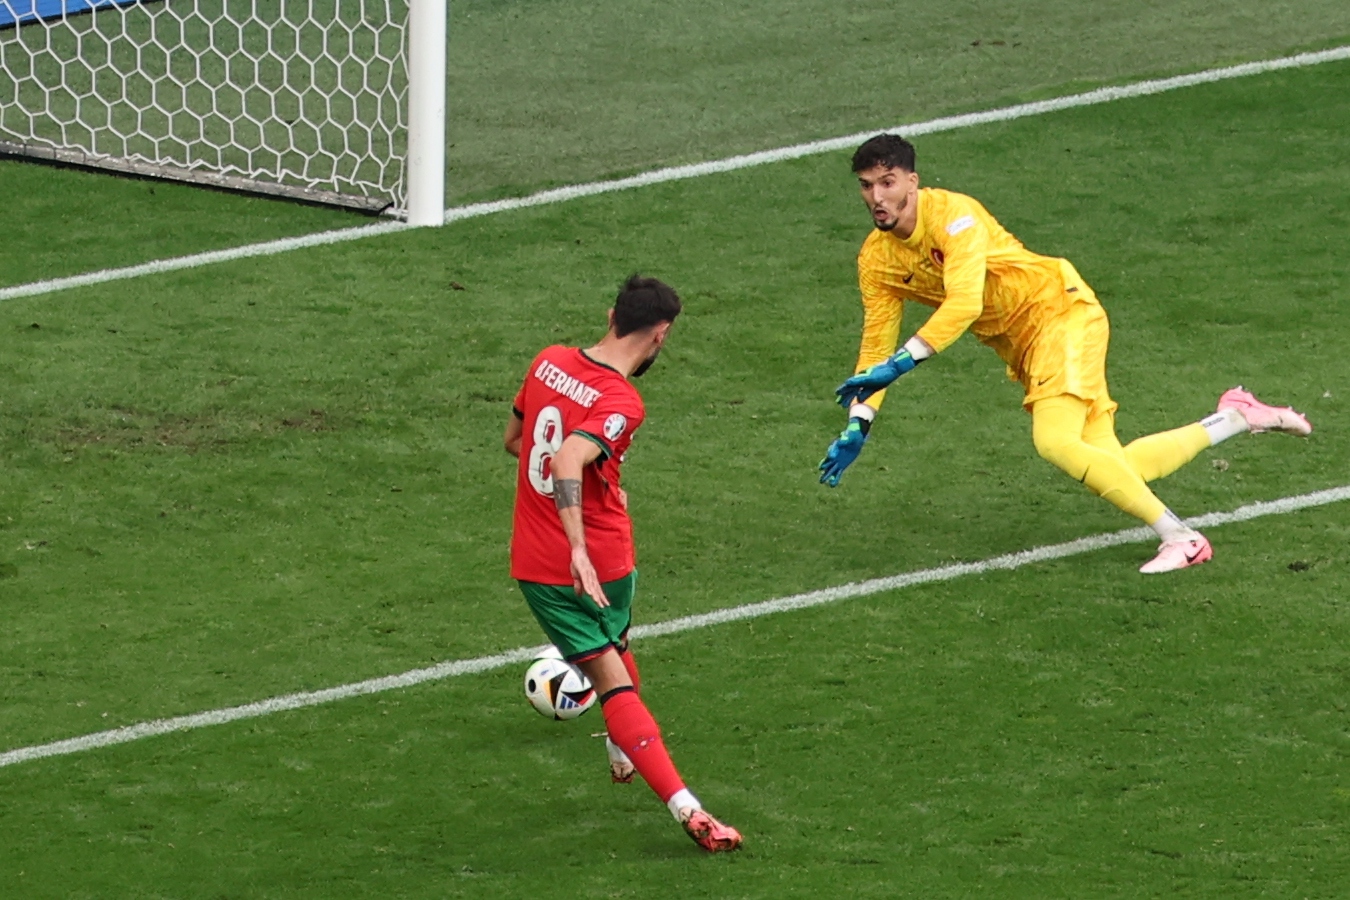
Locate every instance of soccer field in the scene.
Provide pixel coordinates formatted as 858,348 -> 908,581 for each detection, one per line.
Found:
3,3 -> 1350,896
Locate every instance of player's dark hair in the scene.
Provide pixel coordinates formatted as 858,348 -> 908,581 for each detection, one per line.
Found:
613,274 -> 681,338
852,134 -> 916,173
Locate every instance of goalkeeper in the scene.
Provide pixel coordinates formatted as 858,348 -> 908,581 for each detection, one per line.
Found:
821,134 -> 1312,573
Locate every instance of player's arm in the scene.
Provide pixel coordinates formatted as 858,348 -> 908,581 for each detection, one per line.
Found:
912,213 -> 988,353
821,264 -> 911,487
849,272 -> 904,416
834,264 -> 933,412
505,369 -> 530,458
503,407 -> 524,458
835,217 -> 988,410
552,434 -> 609,608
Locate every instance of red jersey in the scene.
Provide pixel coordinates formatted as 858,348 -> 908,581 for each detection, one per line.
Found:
510,346 -> 645,585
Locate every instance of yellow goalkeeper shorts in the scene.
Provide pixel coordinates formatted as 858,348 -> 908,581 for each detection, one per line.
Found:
1019,297 -> 1117,417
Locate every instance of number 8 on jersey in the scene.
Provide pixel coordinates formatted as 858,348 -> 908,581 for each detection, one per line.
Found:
509,346 -> 647,586
528,405 -> 565,496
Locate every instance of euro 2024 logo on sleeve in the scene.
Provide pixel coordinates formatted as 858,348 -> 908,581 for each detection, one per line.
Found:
603,414 -> 627,441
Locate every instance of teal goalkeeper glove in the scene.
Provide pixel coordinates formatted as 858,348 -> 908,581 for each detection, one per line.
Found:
818,417 -> 870,487
835,349 -> 918,408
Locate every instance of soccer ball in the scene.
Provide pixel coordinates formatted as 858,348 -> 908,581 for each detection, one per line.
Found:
523,648 -> 596,720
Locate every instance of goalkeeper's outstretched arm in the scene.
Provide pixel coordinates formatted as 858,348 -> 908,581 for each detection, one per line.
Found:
835,334 -> 935,410
820,334 -> 934,488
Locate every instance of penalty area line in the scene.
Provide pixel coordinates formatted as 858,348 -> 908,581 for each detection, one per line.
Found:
2,44 -> 1348,304
2,483 -> 1347,771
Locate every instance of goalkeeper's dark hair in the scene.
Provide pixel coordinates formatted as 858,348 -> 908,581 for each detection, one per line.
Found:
613,274 -> 681,337
852,134 -> 916,173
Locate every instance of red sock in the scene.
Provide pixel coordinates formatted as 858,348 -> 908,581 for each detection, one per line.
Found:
601,688 -> 684,803
619,647 -> 641,694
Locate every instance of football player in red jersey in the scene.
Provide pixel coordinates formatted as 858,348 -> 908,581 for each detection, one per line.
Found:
504,274 -> 742,853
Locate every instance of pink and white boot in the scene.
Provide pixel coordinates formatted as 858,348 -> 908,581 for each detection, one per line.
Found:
1139,534 -> 1213,574
1217,386 -> 1312,436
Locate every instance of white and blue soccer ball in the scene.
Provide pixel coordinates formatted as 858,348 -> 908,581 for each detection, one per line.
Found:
523,647 -> 596,720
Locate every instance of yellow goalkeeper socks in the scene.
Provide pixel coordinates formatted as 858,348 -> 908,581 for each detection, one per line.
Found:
1119,408 -> 1244,483
1121,423 -> 1212,483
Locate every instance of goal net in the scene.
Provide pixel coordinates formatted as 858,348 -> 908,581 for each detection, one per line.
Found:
0,0 -> 444,219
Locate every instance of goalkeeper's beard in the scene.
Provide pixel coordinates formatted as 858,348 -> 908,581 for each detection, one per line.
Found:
871,193 -> 908,232
631,345 -> 662,378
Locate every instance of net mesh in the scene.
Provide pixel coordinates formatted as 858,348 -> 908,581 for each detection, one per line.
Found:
0,1 -> 409,211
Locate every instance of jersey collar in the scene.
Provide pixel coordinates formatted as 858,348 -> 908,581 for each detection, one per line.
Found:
578,347 -> 623,375
896,188 -> 928,249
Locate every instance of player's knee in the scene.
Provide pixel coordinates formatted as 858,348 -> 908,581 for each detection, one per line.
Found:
1033,429 -> 1088,479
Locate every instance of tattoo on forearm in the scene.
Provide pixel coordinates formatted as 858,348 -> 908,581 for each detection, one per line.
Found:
554,478 -> 582,510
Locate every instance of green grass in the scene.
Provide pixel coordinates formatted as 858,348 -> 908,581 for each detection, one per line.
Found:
1,48 -> 1348,900
4,515 -> 1348,897
445,0 -> 1350,203
0,163 -> 358,287
4,0 -> 1350,287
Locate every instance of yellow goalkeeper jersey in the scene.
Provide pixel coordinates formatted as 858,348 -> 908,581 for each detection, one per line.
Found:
855,187 -> 1098,410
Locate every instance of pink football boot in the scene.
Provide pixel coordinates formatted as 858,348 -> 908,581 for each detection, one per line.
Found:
1217,386 -> 1312,436
1139,534 -> 1213,574
680,808 -> 743,852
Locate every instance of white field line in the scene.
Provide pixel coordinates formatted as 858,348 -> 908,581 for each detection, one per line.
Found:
0,221 -> 412,303
438,46 -> 1350,224
2,45 -> 1348,305
2,484 -> 1347,770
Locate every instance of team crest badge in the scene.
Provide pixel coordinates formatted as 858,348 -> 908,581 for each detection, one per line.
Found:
603,413 -> 627,440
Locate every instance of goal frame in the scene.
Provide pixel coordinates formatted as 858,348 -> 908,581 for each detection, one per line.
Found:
0,0 -> 446,223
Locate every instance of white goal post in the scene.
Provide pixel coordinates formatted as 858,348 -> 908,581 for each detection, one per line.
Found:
0,0 -> 446,223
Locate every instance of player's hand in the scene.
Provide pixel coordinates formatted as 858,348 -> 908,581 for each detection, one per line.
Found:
818,418 -> 869,487
617,487 -> 628,510
835,349 -> 917,408
571,547 -> 609,608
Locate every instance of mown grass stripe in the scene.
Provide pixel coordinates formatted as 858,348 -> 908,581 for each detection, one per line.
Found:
2,484 -> 1346,770
1,45 -> 1347,304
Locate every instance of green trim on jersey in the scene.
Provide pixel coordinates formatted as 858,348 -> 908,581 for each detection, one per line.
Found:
518,571 -> 637,660
572,429 -> 612,460
579,348 -> 622,375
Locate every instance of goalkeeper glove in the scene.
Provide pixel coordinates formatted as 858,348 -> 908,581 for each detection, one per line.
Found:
818,417 -> 870,487
835,349 -> 918,408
